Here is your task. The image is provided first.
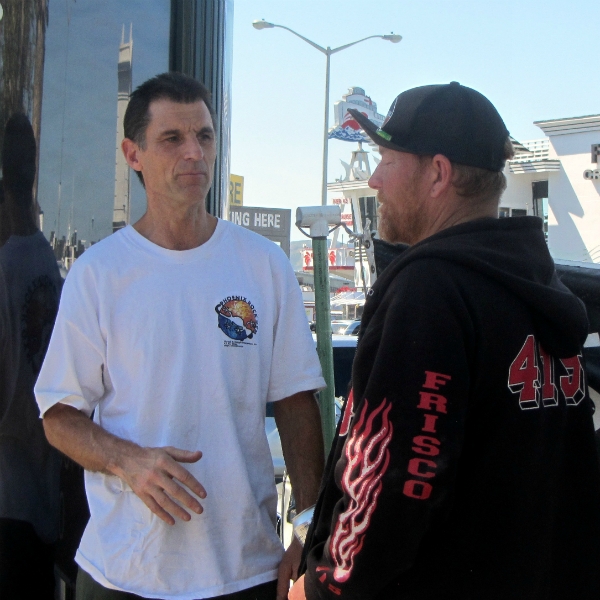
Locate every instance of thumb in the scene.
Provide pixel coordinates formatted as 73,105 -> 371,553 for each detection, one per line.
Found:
164,447 -> 203,463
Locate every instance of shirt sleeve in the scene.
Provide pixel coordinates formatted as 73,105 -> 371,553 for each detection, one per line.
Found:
304,260 -> 474,600
35,259 -> 106,418
266,249 -> 325,403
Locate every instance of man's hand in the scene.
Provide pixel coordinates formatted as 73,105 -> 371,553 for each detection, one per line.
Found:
114,445 -> 206,526
277,537 -> 303,600
43,403 -> 207,525
288,574 -> 306,600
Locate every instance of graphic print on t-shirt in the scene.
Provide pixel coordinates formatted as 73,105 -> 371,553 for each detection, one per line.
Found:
215,295 -> 258,345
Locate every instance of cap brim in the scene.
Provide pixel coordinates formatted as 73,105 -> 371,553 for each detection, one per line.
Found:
347,108 -> 408,153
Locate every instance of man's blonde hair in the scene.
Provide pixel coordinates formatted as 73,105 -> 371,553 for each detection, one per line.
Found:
416,137 -> 514,206
450,137 -> 515,205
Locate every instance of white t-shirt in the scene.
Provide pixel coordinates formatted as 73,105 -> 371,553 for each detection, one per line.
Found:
35,220 -> 325,599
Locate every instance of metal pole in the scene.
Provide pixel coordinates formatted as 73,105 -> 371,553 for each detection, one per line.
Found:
321,50 -> 331,206
312,236 -> 336,453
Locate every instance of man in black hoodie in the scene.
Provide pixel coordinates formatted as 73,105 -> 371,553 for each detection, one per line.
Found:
291,83 -> 600,600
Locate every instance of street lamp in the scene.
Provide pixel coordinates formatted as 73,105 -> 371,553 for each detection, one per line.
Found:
253,20 -> 401,206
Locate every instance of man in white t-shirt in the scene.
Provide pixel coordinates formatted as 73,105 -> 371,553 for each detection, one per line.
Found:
35,72 -> 326,600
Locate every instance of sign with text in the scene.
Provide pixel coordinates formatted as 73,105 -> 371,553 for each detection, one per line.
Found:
228,206 -> 291,257
229,174 -> 244,206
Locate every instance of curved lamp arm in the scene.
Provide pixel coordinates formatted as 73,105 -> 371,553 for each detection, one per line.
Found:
252,21 -> 402,55
330,34 -> 401,54
272,24 -> 328,54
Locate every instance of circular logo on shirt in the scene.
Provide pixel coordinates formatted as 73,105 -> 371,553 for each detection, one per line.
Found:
215,296 -> 258,342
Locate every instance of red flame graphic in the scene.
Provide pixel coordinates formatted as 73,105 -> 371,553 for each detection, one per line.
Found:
329,398 -> 393,582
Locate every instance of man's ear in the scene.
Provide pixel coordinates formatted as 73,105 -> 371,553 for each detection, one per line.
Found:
429,154 -> 454,199
121,138 -> 142,173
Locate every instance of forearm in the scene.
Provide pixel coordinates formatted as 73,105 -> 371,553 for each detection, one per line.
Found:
274,391 -> 324,512
43,402 -> 141,476
43,401 -> 206,525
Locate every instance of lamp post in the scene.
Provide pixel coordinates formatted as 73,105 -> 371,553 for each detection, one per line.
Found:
253,20 -> 401,206
296,205 -> 342,453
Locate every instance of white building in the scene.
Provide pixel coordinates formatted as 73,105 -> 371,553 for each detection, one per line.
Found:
112,26 -> 133,233
504,115 -> 600,265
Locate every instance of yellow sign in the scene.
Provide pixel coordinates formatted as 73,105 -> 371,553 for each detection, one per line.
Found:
229,174 -> 244,206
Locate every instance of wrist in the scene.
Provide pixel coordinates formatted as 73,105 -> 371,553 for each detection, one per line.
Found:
104,436 -> 143,479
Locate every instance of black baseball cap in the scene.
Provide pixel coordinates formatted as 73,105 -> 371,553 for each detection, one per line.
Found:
348,82 -> 509,172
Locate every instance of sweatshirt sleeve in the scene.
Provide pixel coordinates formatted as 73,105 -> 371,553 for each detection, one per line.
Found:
304,260 -> 475,600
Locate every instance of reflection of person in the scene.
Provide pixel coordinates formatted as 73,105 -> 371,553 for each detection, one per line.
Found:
0,114 -> 63,599
35,73 -> 325,600
293,82 -> 600,600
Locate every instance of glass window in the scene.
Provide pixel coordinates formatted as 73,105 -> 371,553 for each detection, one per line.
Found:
36,0 -> 170,265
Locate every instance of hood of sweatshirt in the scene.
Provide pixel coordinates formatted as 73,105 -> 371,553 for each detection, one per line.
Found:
372,216 -> 588,357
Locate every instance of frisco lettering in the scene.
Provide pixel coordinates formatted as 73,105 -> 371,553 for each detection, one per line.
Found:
403,370 -> 451,501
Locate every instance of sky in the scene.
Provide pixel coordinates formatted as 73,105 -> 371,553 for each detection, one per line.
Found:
230,0 -> 600,241
35,0 -> 600,244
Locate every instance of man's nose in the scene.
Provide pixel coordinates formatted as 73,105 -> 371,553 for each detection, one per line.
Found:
183,136 -> 204,160
368,167 -> 381,190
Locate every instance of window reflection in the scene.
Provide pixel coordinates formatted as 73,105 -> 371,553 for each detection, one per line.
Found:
0,0 -> 48,202
32,0 -> 170,270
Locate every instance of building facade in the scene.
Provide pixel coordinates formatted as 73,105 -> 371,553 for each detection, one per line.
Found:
112,26 -> 133,233
504,115 -> 600,265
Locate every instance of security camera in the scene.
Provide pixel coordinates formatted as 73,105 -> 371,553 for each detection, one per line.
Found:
295,206 -> 341,237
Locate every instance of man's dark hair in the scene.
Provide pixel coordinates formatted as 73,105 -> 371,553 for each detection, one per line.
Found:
124,72 -> 216,186
2,113 -> 36,206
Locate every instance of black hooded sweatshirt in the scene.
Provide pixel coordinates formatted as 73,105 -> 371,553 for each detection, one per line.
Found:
303,217 -> 600,600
